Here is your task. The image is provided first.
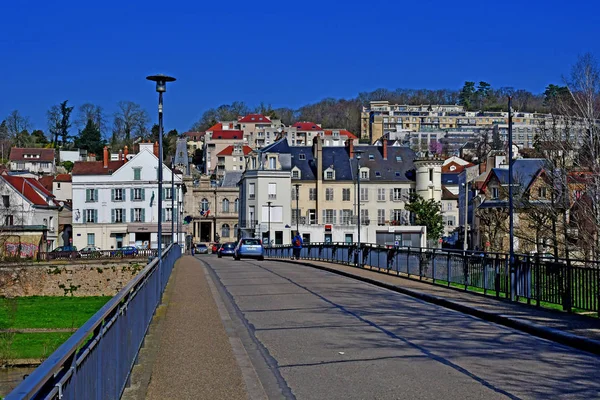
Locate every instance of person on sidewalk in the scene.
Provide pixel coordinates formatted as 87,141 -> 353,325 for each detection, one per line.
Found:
292,232 -> 303,260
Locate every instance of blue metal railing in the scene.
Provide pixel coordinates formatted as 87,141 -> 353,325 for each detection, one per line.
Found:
7,244 -> 182,400
266,243 -> 599,315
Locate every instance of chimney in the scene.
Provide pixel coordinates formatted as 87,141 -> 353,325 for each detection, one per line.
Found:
154,141 -> 159,158
382,138 -> 388,160
345,139 -> 354,159
103,146 -> 108,168
118,149 -> 123,161
124,145 -> 129,160
313,136 -> 323,180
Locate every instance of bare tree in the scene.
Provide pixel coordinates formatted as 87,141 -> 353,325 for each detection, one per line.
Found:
112,101 -> 150,148
5,110 -> 32,145
75,103 -> 106,136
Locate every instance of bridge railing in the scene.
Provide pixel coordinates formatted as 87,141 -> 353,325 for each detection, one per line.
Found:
7,244 -> 182,400
266,243 -> 599,316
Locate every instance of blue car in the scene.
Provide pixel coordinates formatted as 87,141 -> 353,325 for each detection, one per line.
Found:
234,238 -> 264,261
217,242 -> 236,258
111,246 -> 139,257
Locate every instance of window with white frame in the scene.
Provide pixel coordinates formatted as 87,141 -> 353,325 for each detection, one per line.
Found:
87,233 -> 95,246
342,188 -> 351,201
221,224 -> 230,237
323,209 -> 336,224
447,202 -> 452,211
360,209 -> 369,224
268,183 -> 276,199
361,170 -> 368,179
360,187 -> 368,202
393,209 -> 403,222
133,168 -> 141,180
291,188 -> 298,200
165,187 -> 173,200
113,208 -> 125,223
113,188 -> 124,201
201,199 -> 209,212
292,170 -> 299,179
249,183 -> 255,199
85,209 -> 97,223
165,207 -> 173,222
393,188 -> 403,201
378,188 -> 386,201
309,188 -> 317,200
234,198 -> 239,213
325,188 -> 334,201
340,209 -> 353,225
269,157 -> 276,169
133,208 -> 144,222
491,187 -> 499,199
133,188 -> 143,201
377,209 -> 385,225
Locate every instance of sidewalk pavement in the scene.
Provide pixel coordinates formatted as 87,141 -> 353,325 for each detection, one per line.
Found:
272,258 -> 600,355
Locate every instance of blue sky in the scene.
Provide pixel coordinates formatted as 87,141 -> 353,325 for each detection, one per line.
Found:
2,0 -> 599,135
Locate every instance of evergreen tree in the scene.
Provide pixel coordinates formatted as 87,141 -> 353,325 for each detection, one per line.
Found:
74,119 -> 103,157
405,193 -> 444,240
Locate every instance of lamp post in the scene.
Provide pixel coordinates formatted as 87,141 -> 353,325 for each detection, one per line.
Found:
214,188 -> 218,242
171,161 -> 175,245
508,96 -> 515,301
146,74 -> 176,261
177,186 -> 183,247
267,201 -> 272,246
355,149 -> 364,266
293,183 -> 301,234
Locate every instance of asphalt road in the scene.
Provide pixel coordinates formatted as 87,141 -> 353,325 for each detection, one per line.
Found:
200,256 -> 600,400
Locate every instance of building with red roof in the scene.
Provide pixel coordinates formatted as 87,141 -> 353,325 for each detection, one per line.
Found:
215,145 -> 252,177
9,148 -> 56,175
238,114 -> 271,124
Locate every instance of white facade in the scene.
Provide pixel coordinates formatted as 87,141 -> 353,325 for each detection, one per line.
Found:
10,159 -> 55,175
53,180 -> 72,202
59,150 -> 83,163
72,149 -> 183,250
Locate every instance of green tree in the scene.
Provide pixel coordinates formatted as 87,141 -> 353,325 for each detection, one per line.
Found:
459,81 -> 476,110
14,130 -> 32,147
476,81 -> 492,109
31,130 -> 48,146
74,119 -> 104,157
61,161 -> 74,172
405,193 -> 444,240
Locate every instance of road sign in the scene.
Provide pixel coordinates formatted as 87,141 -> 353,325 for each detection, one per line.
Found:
394,241 -> 399,246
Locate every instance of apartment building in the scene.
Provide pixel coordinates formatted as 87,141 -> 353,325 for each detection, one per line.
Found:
71,144 -> 182,250
9,148 -> 56,175
203,122 -> 246,175
238,136 -> 441,246
215,144 -> 252,177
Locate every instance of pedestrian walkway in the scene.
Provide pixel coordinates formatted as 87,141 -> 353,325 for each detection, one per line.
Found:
277,258 -> 600,354
124,255 -> 248,400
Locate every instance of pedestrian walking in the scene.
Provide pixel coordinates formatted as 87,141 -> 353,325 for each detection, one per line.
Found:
292,232 -> 303,260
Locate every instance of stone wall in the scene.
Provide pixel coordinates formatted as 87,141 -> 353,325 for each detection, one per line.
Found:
0,261 -> 146,297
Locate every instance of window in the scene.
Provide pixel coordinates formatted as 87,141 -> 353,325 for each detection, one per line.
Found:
538,187 -> 547,199
393,188 -> 402,201
57,182 -> 61,189
269,157 -> 276,169
325,188 -> 334,201
86,189 -> 98,202
326,171 -> 334,180
4,215 -> 14,225
340,209 -> 353,225
165,188 -> 173,200
360,209 -> 369,224
2,195 -> 9,207
377,188 -> 386,201
234,198 -> 239,213
361,170 -> 368,179
369,154 -> 374,160
292,170 -> 299,179
268,183 -> 276,199
447,202 -> 452,211
309,188 -> 317,200
133,168 -> 141,180
375,171 -> 381,177
222,198 -> 230,213
429,168 -> 434,182
377,209 -> 385,226
85,209 -> 97,223
323,209 -> 336,224
291,188 -> 299,200
299,154 -> 306,160
249,183 -> 255,199
201,199 -> 209,212
87,233 -> 95,246
393,209 -> 403,222
133,188 -> 144,201
113,188 -> 124,201
221,224 -> 230,238
342,188 -> 351,201
132,208 -> 144,222
164,207 -> 173,222
447,216 -> 455,227
113,208 -> 125,223
360,187 -> 368,202
491,187 -> 499,199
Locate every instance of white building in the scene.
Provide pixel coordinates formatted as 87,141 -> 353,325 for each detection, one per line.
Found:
71,144 -> 183,250
52,174 -> 72,202
9,148 -> 56,175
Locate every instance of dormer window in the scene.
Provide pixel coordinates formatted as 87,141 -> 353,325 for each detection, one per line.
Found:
299,153 -> 306,160
369,154 -> 374,160
360,167 -> 369,180
292,167 -> 301,179
324,167 -> 335,180
450,165 -> 457,171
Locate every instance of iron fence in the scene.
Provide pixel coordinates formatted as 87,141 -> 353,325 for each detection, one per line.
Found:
37,249 -> 158,261
7,244 -> 182,400
266,243 -> 599,316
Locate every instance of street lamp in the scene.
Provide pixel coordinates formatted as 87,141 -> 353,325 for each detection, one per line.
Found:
508,96 -> 515,301
171,161 -> 175,245
293,183 -> 301,234
354,149 -> 364,267
267,201 -> 272,246
214,188 -> 218,242
146,74 -> 176,259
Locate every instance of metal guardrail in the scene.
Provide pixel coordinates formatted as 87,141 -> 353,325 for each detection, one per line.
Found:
265,243 -> 599,315
7,244 -> 182,400
37,249 -> 158,261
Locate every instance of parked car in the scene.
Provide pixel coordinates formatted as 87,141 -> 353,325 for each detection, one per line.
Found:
211,243 -> 219,254
111,246 -> 139,257
48,246 -> 79,259
195,244 -> 209,254
217,242 -> 236,258
79,246 -> 102,258
234,238 -> 264,261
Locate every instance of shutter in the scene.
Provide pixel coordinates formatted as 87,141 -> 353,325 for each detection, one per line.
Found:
86,189 -> 90,202
82,209 -> 86,224
130,209 -> 134,223
111,209 -> 115,223
389,189 -> 393,201
95,189 -> 99,202
161,208 -> 165,222
123,189 -> 126,201
333,210 -> 337,225
94,209 -> 98,223
122,208 -> 126,223
130,188 -> 134,201
111,189 -> 115,202
141,209 -> 145,223
162,188 -> 166,200
322,210 -> 326,224
142,189 -> 146,201
390,209 -> 394,223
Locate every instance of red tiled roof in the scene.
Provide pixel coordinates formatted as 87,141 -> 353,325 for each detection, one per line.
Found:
293,122 -> 323,131
216,145 -> 253,156
184,131 -> 206,139
210,130 -> 244,140
9,147 -> 55,162
238,114 -> 271,123
55,174 -> 72,182
206,123 -> 223,131
38,176 -> 54,192
2,175 -> 52,206
323,129 -> 358,139
442,186 -> 458,200
72,161 -> 124,175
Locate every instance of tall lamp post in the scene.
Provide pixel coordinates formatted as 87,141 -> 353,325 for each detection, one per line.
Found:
213,189 -> 218,242
354,149 -> 364,266
146,74 -> 176,262
293,183 -> 301,234
508,96 -> 515,301
171,161 -> 175,245
267,201 -> 272,246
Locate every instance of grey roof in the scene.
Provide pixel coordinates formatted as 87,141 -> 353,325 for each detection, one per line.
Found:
350,146 -> 417,182
492,158 -> 547,189
221,171 -> 243,187
442,173 -> 459,185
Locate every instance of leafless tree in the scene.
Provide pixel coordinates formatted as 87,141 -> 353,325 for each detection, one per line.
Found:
75,103 -> 106,136
111,101 -> 150,148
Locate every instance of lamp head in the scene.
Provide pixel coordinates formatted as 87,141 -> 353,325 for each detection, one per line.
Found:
146,74 -> 176,93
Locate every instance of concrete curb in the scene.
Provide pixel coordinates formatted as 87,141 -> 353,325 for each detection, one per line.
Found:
268,258 -> 600,357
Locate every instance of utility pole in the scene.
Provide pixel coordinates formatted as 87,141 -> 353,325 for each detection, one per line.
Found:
463,180 -> 469,251
267,201 -> 272,246
508,96 -> 516,301
294,183 -> 301,234
355,150 -> 364,267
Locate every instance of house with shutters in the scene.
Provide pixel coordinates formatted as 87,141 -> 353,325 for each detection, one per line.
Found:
71,143 -> 182,250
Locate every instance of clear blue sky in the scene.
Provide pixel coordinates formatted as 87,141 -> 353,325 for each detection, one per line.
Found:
2,0 -> 599,135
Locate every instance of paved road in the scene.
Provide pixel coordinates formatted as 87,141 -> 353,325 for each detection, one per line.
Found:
200,256 -> 600,400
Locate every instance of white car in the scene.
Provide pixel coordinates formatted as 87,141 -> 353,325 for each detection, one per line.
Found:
80,246 -> 102,257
